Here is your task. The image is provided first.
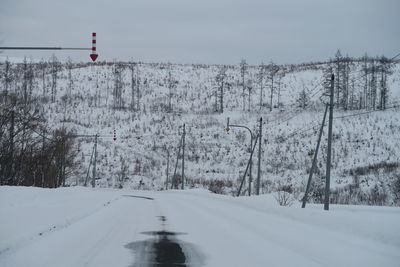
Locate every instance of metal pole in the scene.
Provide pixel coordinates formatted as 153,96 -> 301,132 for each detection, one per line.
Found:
41,129 -> 45,187
62,139 -> 66,187
226,118 -> 254,194
85,145 -> 95,187
270,75 -> 274,112
181,124 -> 186,190
324,74 -> 334,210
237,135 -> 258,197
302,104 -> 328,208
92,134 -> 98,188
256,117 -> 262,195
249,136 -> 253,196
0,47 -> 90,50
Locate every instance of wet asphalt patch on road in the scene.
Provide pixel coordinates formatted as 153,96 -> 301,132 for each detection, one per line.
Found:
125,216 -> 204,267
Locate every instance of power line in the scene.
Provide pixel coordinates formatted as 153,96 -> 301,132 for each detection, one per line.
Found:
390,52 -> 400,61
274,102 -> 399,143
266,77 -> 328,128
334,103 -> 399,120
268,91 -> 326,129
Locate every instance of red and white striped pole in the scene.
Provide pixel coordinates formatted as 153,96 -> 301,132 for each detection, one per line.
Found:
90,32 -> 98,62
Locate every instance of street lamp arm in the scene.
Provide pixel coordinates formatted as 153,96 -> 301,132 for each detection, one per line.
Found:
228,124 -> 253,138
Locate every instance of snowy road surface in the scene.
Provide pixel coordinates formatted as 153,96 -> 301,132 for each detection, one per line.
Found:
0,186 -> 399,267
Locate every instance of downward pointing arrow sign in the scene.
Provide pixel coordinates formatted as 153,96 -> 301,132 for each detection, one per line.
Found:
90,54 -> 98,62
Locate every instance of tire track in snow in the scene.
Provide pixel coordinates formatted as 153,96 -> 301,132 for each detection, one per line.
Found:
158,192 -> 399,267
0,196 -> 121,257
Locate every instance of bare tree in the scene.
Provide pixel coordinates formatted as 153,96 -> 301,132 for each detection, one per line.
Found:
239,59 -> 247,111
370,61 -> 377,110
67,57 -> 74,100
296,87 -> 309,109
27,58 -> 34,102
1,58 -> 12,104
38,58 -> 47,97
257,63 -> 266,109
0,95 -> 76,187
277,71 -> 285,108
362,53 -> 369,109
268,62 -> 279,111
167,64 -> 177,112
334,50 -> 342,107
246,79 -> 253,111
22,57 -> 28,103
378,56 -> 393,110
129,63 -> 137,111
136,63 -> 141,112
50,54 -> 60,103
113,63 -> 124,109
215,65 -> 227,113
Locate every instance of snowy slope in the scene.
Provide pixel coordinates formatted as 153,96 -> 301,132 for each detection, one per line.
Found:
0,186 -> 399,267
1,58 -> 399,205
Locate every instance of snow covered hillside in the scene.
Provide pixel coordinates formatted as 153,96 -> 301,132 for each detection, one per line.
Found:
1,57 -> 400,205
0,186 -> 399,267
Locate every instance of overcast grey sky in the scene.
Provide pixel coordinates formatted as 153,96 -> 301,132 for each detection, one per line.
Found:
0,0 -> 399,64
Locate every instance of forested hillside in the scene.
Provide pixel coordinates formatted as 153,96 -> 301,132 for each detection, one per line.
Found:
1,52 -> 399,206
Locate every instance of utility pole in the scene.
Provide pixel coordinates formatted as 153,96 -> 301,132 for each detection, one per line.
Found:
249,137 -> 253,196
269,65 -> 279,111
85,145 -> 95,187
92,134 -> 98,188
302,104 -> 329,208
166,150 -> 170,190
61,138 -> 66,187
172,137 -> 182,189
220,77 -> 224,113
181,124 -> 186,190
324,74 -> 334,210
237,136 -> 259,196
256,117 -> 262,195
41,129 -> 45,187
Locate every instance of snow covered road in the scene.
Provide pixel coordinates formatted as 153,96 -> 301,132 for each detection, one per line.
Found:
1,186 -> 399,267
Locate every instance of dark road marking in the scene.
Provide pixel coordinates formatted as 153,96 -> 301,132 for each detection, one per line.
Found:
153,231 -> 186,266
158,216 -> 167,222
125,231 -> 188,267
141,230 -> 187,237
122,195 -> 154,200
125,216 -> 204,267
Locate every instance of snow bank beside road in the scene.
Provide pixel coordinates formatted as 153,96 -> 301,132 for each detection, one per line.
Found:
1,186 -> 399,267
0,186 -> 122,254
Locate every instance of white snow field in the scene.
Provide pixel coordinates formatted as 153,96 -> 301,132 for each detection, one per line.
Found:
0,186 -> 399,267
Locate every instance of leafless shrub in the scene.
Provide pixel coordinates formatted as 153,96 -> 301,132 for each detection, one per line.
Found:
274,183 -> 294,206
274,191 -> 294,206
